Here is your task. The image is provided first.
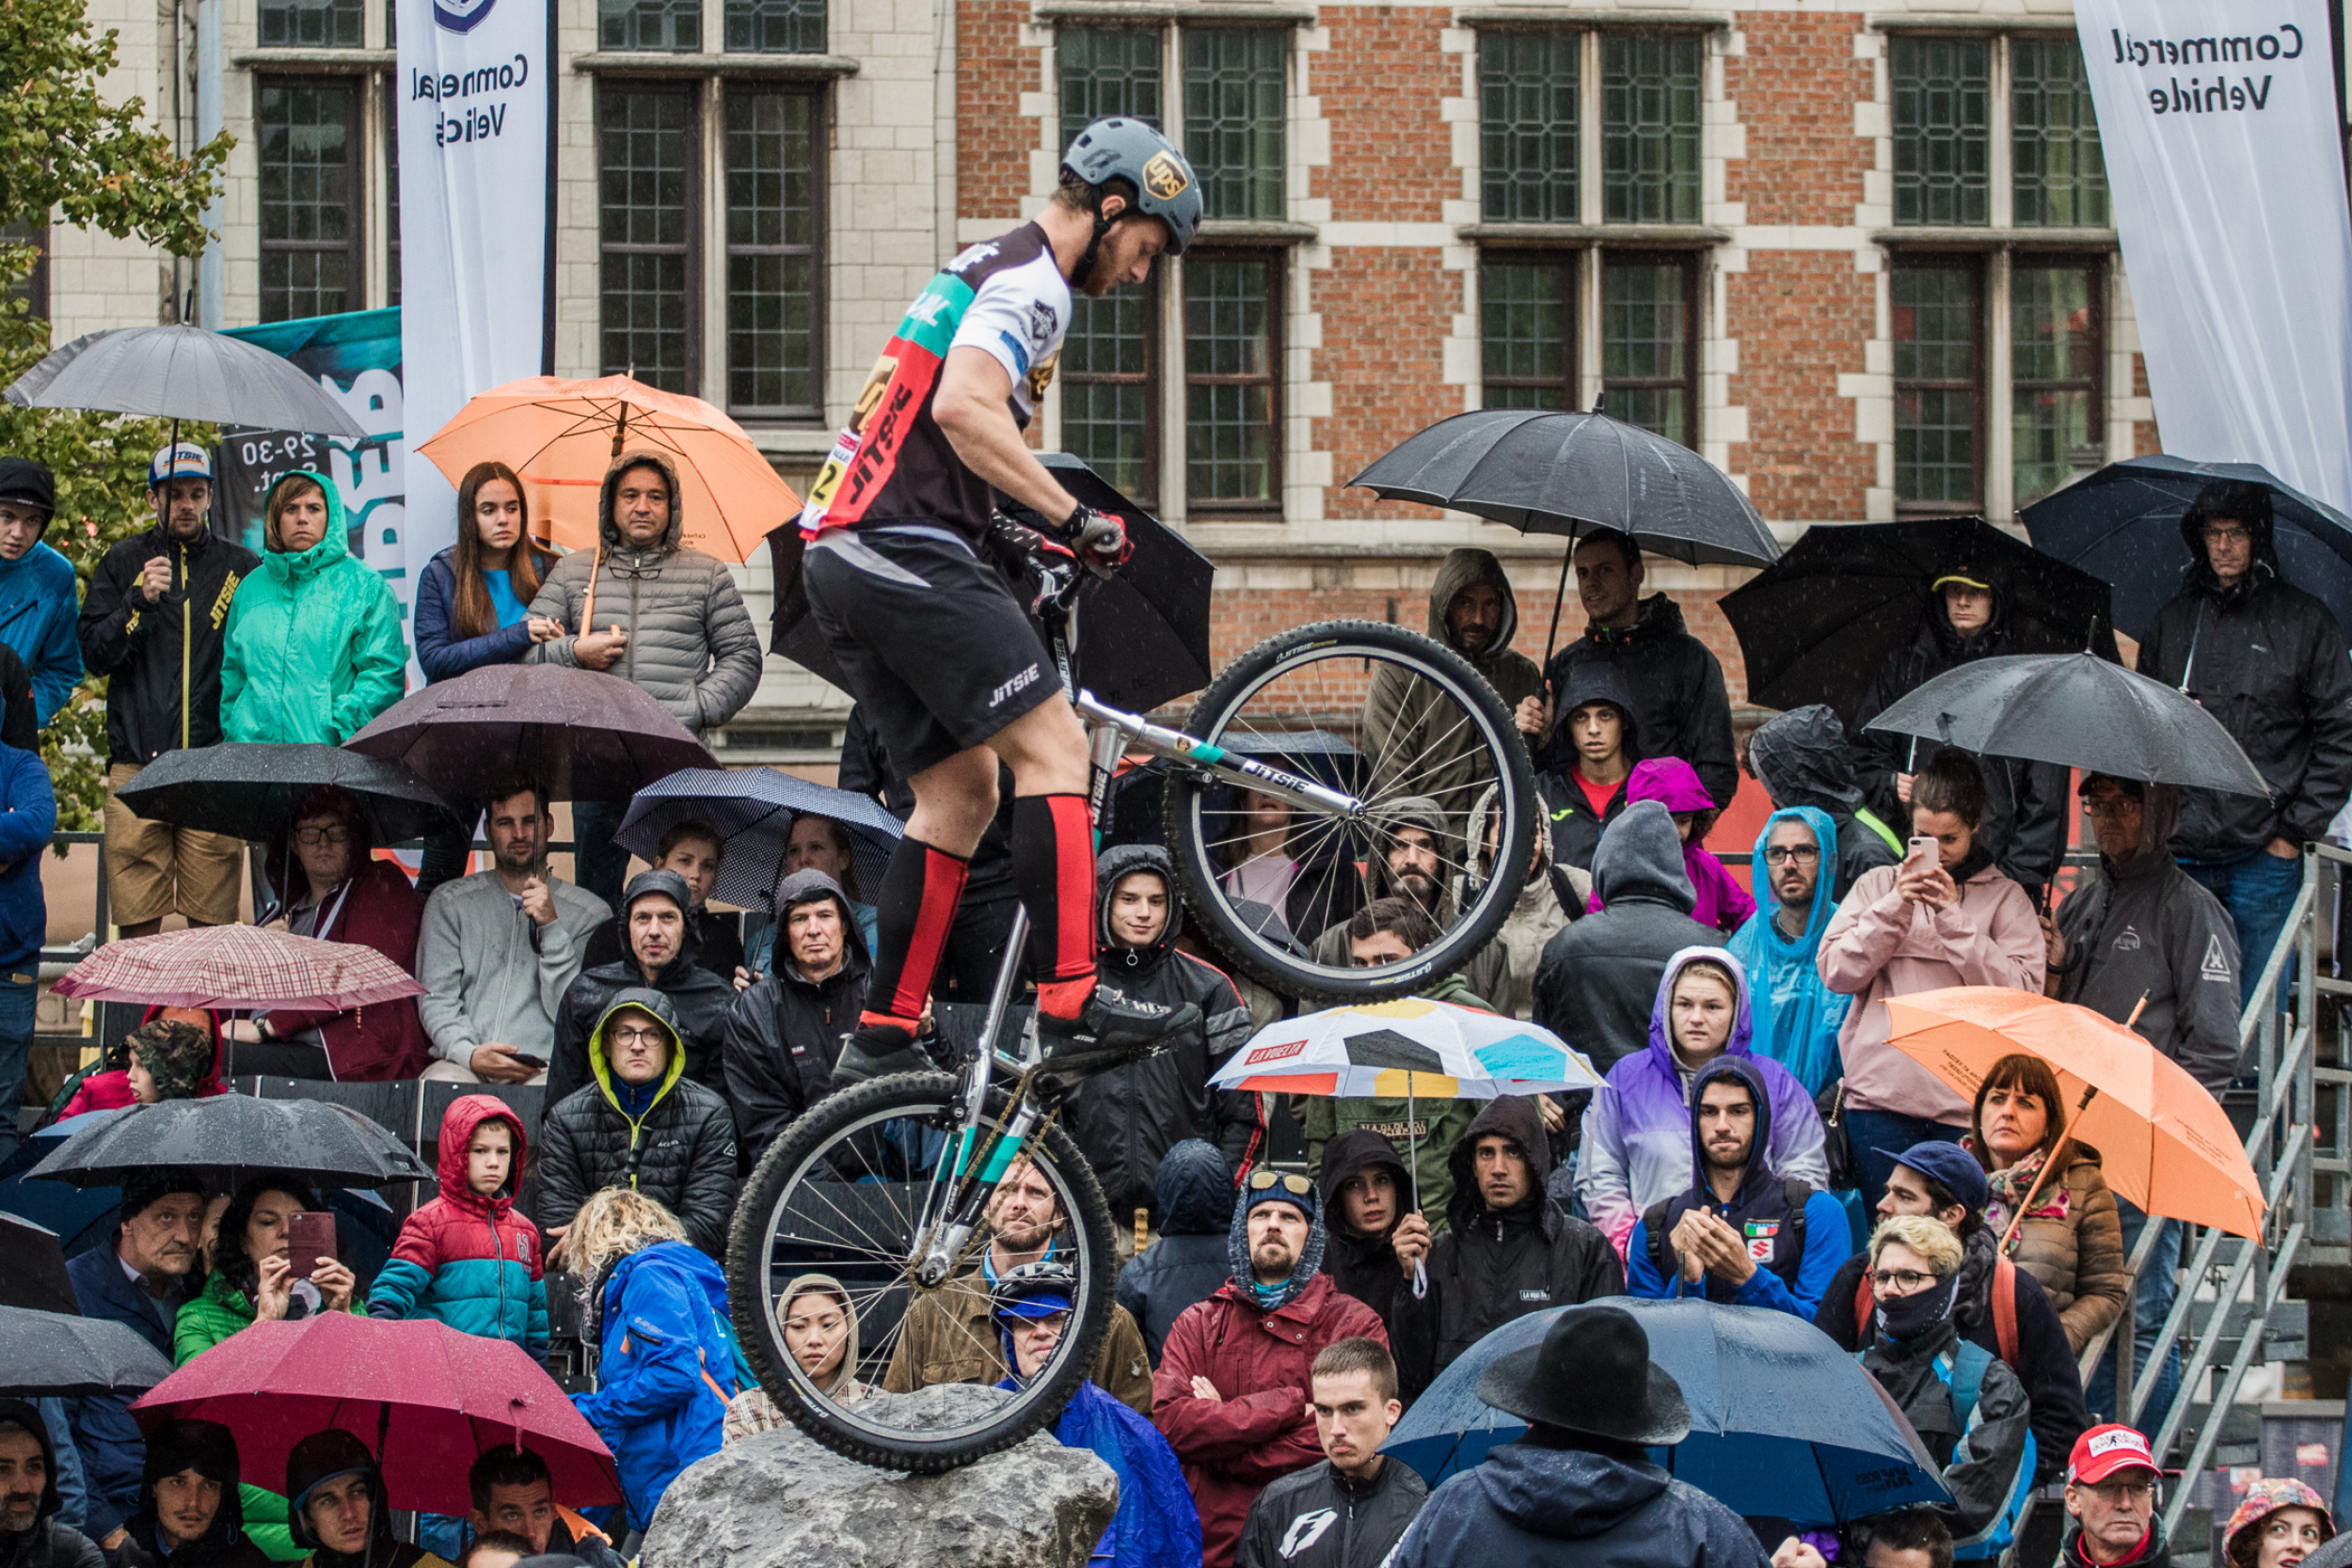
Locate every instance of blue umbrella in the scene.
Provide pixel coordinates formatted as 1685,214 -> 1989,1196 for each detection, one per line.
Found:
2021,453 -> 2352,641
1381,1296 -> 1949,1527
617,768 -> 904,912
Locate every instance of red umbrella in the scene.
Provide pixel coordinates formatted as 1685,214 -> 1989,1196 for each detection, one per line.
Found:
53,926 -> 427,1011
133,1315 -> 619,1514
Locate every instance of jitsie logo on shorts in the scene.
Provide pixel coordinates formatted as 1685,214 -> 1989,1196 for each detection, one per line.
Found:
990,664 -> 1041,707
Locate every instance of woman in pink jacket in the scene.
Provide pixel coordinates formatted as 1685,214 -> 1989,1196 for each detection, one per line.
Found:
1816,749 -> 2044,1209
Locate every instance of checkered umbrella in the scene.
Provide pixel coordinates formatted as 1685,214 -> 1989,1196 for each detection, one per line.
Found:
51,925 -> 427,1012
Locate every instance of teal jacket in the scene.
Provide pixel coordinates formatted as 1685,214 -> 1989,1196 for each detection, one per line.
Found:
367,1096 -> 549,1361
220,470 -> 407,744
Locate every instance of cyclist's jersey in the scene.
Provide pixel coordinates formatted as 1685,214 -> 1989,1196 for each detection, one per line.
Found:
799,222 -> 1072,546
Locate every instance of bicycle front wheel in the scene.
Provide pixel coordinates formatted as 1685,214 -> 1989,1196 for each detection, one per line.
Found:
724,1071 -> 1117,1472
1163,618 -> 1536,1002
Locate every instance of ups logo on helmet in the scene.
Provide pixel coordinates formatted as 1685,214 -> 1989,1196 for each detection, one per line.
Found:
1141,150 -> 1190,201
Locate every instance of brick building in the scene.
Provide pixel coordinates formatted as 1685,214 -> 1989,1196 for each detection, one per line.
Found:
27,0 -> 2151,752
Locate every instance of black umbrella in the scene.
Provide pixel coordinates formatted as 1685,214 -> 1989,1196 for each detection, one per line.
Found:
1863,653 -> 2272,798
0,1213 -> 78,1315
2021,454 -> 2352,641
0,1306 -> 176,1398
344,665 -> 718,804
1720,517 -> 2120,726
5,325 -> 368,436
117,743 -> 459,846
1351,407 -> 1779,668
770,453 -> 1217,715
26,1097 -> 431,1191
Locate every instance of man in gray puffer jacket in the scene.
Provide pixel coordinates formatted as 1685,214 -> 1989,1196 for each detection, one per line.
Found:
529,451 -> 765,906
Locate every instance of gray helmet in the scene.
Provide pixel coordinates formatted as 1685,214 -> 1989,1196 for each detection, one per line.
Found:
1060,119 -> 1203,267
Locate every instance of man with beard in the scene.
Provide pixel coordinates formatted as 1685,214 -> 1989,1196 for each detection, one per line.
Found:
547,870 -> 736,1103
1744,705 -> 1900,900
1389,1098 -> 1619,1401
1623,1059 -> 1848,1319
881,1156 -> 1153,1411
109,1419 -> 271,1568
79,444 -> 257,940
1725,809 -> 1851,1098
419,785 -> 611,1085
1365,549 -> 1543,825
1319,1131 -> 1412,1320
0,1402 -> 103,1568
1520,529 -> 1737,809
1309,800 -> 1507,1007
1153,1169 -> 1387,1568
65,1170 -> 208,1546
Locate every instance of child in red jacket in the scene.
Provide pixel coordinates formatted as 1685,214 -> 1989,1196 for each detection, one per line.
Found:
369,1096 -> 549,1363
56,1011 -> 222,1120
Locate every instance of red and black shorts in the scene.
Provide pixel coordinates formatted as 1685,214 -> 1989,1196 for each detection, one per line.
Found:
802,524 -> 1060,778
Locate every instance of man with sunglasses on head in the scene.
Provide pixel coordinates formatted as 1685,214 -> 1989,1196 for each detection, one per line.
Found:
1153,1164 -> 1386,1568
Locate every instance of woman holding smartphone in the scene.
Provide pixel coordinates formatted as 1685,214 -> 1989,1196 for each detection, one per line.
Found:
1816,750 -> 2044,1212
411,461 -> 563,899
173,1173 -> 362,1560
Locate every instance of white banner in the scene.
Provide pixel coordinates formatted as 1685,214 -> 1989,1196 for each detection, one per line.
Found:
394,0 -> 554,646
2074,0 -> 2352,511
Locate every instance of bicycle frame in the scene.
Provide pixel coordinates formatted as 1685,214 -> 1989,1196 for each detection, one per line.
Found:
904,541 -> 1366,1289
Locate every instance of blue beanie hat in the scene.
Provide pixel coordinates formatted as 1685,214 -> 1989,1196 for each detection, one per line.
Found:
1241,1166 -> 1320,1225
1894,1140 -> 1992,1215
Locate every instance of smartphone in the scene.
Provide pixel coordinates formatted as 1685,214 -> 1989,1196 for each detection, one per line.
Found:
286,1212 -> 337,1280
1903,835 -> 1938,877
508,1053 -> 548,1071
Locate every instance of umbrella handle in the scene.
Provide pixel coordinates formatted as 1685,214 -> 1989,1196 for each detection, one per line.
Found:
1539,546 -> 1573,675
1995,1084 -> 2099,1251
580,543 -> 601,634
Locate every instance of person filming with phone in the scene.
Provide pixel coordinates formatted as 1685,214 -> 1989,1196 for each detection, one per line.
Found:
419,784 -> 612,1085
1818,750 -> 2043,1210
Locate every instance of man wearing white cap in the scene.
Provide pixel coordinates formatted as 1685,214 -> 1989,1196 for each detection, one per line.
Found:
76,445 -> 260,936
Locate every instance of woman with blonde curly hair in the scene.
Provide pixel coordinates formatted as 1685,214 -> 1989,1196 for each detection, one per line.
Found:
564,1190 -> 742,1535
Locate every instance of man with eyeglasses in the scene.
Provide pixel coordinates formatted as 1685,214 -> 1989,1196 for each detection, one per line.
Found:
1725,807 -> 1851,1098
2135,479 -> 2352,1004
1153,1164 -> 1386,1568
535,989 -> 739,1260
2060,1424 -> 2171,1566
2046,772 -> 2235,1451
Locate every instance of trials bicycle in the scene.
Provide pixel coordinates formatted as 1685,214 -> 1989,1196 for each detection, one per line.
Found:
726,516 -> 1537,1470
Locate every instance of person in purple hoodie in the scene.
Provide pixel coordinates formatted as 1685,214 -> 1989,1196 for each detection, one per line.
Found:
1590,758 -> 1754,934
1575,947 -> 1828,1260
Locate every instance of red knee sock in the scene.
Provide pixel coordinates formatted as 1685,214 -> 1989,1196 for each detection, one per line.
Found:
861,837 -> 970,1030
1012,794 -> 1097,1021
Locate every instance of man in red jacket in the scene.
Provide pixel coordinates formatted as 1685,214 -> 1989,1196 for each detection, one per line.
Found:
1152,1165 -> 1388,1568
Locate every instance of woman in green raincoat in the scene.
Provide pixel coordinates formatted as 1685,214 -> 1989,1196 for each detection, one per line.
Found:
220,470 -> 407,745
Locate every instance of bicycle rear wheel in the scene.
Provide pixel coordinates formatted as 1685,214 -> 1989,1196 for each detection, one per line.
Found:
1163,618 -> 1536,1002
724,1071 -> 1117,1472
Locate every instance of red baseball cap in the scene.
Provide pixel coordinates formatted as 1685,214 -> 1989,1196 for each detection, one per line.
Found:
2069,1424 -> 2161,1486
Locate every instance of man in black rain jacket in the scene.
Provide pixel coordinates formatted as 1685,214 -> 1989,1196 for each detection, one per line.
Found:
548,869 -> 737,1106
721,867 -> 871,1169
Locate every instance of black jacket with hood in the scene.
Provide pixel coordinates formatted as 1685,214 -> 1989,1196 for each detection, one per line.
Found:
548,869 -> 739,1108
1115,1138 -> 1238,1361
1234,1451 -> 1429,1568
1388,1097 -> 1623,1401
113,1419 -> 271,1568
1365,548 -> 1545,824
1540,661 -> 1641,875
0,1400 -> 103,1568
2052,783 -> 2242,1091
1389,1438 -> 1769,1568
1745,705 -> 1901,899
1318,1128 -> 1412,1323
1533,801 -> 1724,1074
721,867 -> 872,1168
2135,487 -> 2352,861
1067,845 -> 1258,1222
281,1431 -> 438,1568
1851,596 -> 2070,894
537,987 -> 741,1258
78,521 -> 260,768
1541,593 -> 1738,809
525,450 -> 765,738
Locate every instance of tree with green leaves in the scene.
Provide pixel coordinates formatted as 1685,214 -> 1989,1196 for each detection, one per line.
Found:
0,0 -> 232,829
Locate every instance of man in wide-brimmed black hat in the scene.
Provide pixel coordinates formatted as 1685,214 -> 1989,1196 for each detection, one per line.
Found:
1383,1304 -> 1769,1567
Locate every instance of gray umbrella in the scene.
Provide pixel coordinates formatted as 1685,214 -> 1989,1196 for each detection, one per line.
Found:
118,743 -> 457,845
0,1306 -> 177,1398
27,1097 -> 430,1191
5,325 -> 367,436
1863,652 -> 2273,798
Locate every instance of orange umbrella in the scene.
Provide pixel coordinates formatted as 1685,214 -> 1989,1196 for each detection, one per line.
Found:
1883,986 -> 2265,1239
417,374 -> 800,564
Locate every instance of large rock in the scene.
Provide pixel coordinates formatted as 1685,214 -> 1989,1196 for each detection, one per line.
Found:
640,1384 -> 1120,1568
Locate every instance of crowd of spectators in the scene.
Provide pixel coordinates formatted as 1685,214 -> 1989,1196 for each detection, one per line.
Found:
3,452 -> 2345,1568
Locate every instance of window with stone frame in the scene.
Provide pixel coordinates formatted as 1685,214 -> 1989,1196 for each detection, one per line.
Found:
1480,257 -> 1575,410
1184,29 -> 1286,222
724,0 -> 823,54
1601,253 -> 1695,445
597,83 -> 699,393
1184,251 -> 1281,509
1479,31 -> 1580,225
1892,260 -> 1982,509
2011,38 -> 2107,228
1892,36 -> 1991,227
600,0 -> 700,53
724,86 -> 823,419
259,0 -> 361,48
258,78 -> 364,323
2011,259 -> 2103,509
1601,33 -> 1702,225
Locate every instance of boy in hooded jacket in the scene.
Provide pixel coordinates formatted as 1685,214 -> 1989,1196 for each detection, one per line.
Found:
369,1097 -> 549,1364
111,1418 -> 272,1568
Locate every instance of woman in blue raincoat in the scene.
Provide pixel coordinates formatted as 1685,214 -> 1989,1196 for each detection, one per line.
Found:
1725,805 -> 1851,1097
992,1261 -> 1200,1566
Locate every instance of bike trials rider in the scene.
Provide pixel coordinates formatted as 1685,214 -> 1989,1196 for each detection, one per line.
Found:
802,119 -> 1206,1086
